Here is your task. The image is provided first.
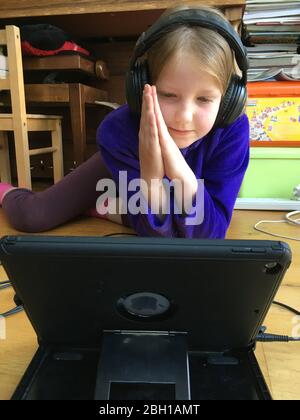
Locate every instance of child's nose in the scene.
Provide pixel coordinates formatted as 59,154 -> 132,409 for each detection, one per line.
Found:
176,103 -> 194,123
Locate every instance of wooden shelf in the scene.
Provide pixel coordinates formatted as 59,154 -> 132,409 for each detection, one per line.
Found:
23,56 -> 110,80
23,56 -> 96,76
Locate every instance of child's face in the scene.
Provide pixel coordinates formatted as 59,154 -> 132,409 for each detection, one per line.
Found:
155,53 -> 222,149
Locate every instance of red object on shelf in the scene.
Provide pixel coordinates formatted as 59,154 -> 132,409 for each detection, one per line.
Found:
21,40 -> 90,57
248,81 -> 300,97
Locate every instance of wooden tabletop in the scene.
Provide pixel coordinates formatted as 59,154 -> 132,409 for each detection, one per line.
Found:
0,208 -> 299,400
0,0 -> 245,18
0,1 -> 245,40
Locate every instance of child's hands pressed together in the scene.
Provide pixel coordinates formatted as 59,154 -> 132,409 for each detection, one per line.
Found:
139,83 -> 198,213
139,84 -> 165,183
151,85 -> 198,195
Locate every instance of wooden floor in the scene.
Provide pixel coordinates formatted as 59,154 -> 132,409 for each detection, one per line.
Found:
0,207 -> 299,400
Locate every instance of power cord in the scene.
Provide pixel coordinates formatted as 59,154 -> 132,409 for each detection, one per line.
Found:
102,232 -> 138,237
0,262 -> 24,318
256,326 -> 300,343
273,301 -> 300,316
256,301 -> 300,343
0,280 -> 11,290
254,210 -> 300,242
1,303 -> 24,318
0,284 -> 24,318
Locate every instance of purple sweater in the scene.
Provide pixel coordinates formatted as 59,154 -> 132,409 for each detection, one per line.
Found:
97,104 -> 249,238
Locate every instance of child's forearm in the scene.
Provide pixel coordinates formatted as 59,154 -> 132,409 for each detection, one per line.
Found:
141,173 -> 198,220
173,174 -> 198,216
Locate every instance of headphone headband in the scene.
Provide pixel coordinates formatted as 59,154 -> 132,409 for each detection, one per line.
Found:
129,8 -> 248,85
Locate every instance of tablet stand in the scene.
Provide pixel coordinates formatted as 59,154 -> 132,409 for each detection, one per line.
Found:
94,331 -> 191,400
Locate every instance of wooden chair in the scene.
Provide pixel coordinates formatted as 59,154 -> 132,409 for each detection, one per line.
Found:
0,25 -> 64,189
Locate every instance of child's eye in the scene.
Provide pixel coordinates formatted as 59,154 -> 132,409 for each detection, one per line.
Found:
159,92 -> 213,103
197,97 -> 212,103
162,93 -> 176,98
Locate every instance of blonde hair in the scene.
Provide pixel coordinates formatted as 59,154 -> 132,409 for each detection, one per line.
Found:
146,4 -> 237,96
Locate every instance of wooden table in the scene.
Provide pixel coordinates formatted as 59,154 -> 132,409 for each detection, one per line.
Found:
0,208 -> 299,400
0,1 -> 245,41
0,0 -> 245,16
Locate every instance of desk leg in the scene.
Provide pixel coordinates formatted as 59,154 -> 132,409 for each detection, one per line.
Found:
51,119 -> 64,183
69,84 -> 86,167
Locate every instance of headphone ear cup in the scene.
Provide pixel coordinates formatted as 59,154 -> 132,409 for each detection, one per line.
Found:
216,75 -> 247,127
125,67 -> 138,115
125,60 -> 150,116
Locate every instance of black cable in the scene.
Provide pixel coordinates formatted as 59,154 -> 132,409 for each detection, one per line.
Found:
0,282 -> 11,290
102,232 -> 138,237
256,301 -> 300,342
255,301 -> 300,342
0,280 -> 24,318
1,305 -> 24,318
256,327 -> 300,343
273,301 -> 300,316
256,335 -> 300,343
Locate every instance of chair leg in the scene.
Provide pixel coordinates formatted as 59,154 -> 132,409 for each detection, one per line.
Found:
51,120 -> 64,183
0,131 -> 12,183
69,83 -> 86,166
13,124 -> 32,189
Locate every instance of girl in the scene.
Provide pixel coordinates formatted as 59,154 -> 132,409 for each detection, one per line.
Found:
0,4 -> 250,238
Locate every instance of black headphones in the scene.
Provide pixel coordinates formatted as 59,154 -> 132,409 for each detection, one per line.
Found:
125,8 -> 249,127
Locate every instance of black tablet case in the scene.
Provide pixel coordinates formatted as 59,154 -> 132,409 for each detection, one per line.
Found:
0,236 -> 292,400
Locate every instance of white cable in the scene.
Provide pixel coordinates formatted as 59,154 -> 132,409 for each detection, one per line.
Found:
254,211 -> 300,241
285,210 -> 300,226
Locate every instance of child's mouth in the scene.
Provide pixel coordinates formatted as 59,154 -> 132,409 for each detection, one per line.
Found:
168,127 -> 194,136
